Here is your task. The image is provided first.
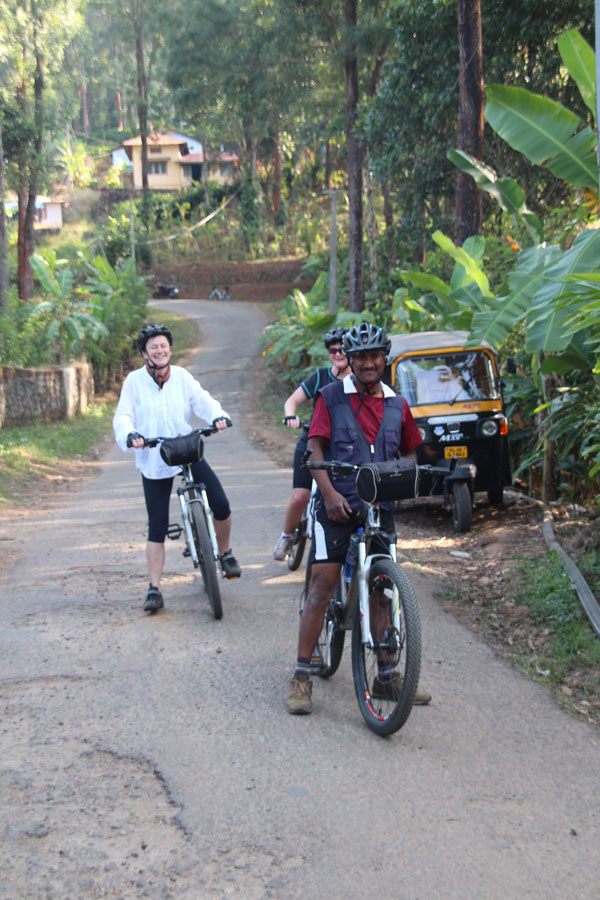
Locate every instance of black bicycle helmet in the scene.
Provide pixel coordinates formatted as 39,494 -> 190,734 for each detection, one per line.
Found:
342,321 -> 391,357
137,323 -> 173,354
324,326 -> 348,348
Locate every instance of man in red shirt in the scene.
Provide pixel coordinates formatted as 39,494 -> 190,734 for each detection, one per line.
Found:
287,321 -> 432,715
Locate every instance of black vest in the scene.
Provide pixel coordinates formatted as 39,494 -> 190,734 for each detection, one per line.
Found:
319,379 -> 405,510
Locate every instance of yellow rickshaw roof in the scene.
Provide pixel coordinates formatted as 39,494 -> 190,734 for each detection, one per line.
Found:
387,331 -> 495,362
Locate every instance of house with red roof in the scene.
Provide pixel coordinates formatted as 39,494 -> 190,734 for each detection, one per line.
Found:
121,132 -> 238,191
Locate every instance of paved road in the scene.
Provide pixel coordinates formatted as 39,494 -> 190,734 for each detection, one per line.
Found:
1,300 -> 599,899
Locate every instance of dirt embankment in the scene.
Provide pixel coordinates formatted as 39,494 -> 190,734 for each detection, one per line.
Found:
151,259 -> 314,301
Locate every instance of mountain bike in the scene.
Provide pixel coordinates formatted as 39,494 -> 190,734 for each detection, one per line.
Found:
143,426 -> 228,619
301,458 -> 422,736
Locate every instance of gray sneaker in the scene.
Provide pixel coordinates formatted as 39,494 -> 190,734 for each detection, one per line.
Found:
143,585 -> 164,613
273,533 -> 294,561
287,676 -> 313,714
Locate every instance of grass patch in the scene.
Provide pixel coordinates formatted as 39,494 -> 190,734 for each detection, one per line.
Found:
514,551 -> 600,718
0,400 -> 116,503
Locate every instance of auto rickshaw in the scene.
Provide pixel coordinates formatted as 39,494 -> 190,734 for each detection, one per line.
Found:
385,331 -> 511,533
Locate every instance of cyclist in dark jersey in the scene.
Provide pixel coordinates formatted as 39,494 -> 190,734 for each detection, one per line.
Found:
272,328 -> 350,560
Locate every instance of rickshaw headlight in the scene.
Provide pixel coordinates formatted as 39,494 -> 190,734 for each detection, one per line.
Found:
418,426 -> 427,441
481,419 -> 498,437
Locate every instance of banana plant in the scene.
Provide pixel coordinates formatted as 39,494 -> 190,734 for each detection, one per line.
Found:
31,252 -> 107,364
447,149 -> 544,244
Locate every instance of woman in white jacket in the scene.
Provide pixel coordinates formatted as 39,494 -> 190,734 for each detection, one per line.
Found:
113,323 -> 241,613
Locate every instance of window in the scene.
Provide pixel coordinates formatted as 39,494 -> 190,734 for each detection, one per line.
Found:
149,147 -> 162,154
395,351 -> 499,405
149,161 -> 167,175
220,164 -> 233,177
182,165 -> 191,178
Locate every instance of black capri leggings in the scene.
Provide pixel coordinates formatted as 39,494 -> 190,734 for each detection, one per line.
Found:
142,458 -> 231,543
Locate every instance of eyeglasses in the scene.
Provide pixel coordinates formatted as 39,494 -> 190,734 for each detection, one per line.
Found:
351,350 -> 384,362
328,346 -> 346,356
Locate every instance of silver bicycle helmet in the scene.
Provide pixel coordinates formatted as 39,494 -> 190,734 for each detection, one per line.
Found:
137,323 -> 173,354
324,326 -> 348,348
342,322 -> 391,357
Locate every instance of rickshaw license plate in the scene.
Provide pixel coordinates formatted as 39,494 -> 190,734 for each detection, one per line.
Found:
444,445 -> 468,459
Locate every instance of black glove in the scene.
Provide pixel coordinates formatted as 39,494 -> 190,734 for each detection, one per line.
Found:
126,431 -> 144,448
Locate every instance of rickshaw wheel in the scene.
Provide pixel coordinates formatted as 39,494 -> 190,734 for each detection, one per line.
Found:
487,486 -> 504,506
452,481 -> 472,533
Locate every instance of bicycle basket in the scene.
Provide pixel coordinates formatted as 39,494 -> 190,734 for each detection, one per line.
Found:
355,458 -> 419,503
159,433 -> 204,467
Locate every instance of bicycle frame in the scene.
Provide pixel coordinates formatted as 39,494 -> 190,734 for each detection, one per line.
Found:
334,504 -> 400,648
175,466 -> 220,568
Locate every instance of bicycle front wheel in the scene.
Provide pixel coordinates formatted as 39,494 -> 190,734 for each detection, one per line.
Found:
287,516 -> 308,571
351,559 -> 421,736
190,502 -> 223,620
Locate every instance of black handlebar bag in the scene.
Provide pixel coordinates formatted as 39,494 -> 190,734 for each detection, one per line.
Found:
355,458 -> 419,503
159,433 -> 204,467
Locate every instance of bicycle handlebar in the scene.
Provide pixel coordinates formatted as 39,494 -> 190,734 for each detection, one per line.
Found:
305,458 -> 358,477
143,421 -> 232,448
282,417 -> 311,430
306,457 -> 462,479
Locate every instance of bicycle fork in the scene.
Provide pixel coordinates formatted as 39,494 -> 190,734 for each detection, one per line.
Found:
177,482 -> 220,567
357,539 -> 401,650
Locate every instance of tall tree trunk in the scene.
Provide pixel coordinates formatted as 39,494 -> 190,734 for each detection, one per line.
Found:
0,111 -> 8,312
81,80 -> 90,136
115,67 -> 124,131
364,155 -> 378,294
22,9 -> 45,300
131,1 -> 148,194
456,0 -> 484,244
344,0 -> 364,313
382,180 -> 396,273
324,137 -> 331,189
273,122 -> 281,222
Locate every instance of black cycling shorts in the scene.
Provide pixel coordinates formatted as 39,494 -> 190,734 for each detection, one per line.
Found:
142,458 -> 230,543
309,503 -> 395,565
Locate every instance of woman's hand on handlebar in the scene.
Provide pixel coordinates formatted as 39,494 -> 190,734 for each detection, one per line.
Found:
283,414 -> 301,429
212,417 -> 232,432
127,431 -> 145,449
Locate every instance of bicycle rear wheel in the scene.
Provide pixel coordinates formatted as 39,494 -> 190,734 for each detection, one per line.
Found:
287,515 -> 308,571
351,558 -> 421,736
190,502 -> 223,620
300,559 -> 345,678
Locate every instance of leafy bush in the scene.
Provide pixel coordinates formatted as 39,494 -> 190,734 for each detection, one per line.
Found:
0,289 -> 50,367
261,274 -> 378,386
31,251 -> 108,364
81,253 -> 149,388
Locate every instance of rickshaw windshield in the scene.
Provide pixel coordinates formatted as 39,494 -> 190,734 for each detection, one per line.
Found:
395,351 -> 499,405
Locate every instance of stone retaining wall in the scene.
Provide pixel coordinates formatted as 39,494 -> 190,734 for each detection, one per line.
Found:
0,362 -> 95,429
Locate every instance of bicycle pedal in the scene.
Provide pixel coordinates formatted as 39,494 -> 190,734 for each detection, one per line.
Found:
183,547 -> 191,557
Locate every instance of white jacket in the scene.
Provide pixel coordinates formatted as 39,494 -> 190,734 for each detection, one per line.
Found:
113,365 -> 230,479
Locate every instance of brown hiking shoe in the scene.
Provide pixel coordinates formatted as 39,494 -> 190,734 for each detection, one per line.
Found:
287,676 -> 313,715
372,672 -> 431,706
